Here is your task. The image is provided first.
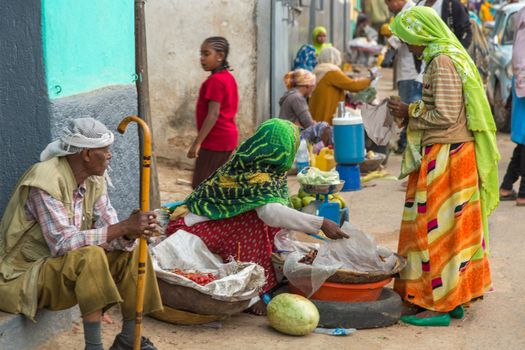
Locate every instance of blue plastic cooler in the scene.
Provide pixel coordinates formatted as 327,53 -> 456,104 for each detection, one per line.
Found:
332,115 -> 365,164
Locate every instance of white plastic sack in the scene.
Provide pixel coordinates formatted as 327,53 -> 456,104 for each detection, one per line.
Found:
152,230 -> 266,302
283,251 -> 340,297
281,222 -> 397,296
315,222 -> 397,273
274,230 -> 320,254
275,230 -> 337,297
361,99 -> 397,147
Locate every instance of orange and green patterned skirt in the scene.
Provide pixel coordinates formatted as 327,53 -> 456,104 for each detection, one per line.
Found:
395,142 -> 491,312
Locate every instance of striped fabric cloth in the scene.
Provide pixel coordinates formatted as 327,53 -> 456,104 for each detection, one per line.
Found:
395,142 -> 491,312
25,186 -> 135,257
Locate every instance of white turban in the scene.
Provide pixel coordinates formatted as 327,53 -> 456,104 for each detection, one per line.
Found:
40,118 -> 115,162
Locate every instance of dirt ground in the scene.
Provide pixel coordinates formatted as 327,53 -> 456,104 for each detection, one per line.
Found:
40,71 -> 525,350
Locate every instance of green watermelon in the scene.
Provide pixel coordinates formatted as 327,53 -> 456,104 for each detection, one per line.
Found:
267,293 -> 319,336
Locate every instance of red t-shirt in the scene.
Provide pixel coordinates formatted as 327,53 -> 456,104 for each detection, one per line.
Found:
195,69 -> 239,151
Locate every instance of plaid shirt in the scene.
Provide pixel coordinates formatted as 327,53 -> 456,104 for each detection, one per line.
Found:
25,184 -> 135,257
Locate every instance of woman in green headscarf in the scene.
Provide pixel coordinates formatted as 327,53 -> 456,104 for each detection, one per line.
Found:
387,7 -> 499,327
312,26 -> 333,55
166,119 -> 347,315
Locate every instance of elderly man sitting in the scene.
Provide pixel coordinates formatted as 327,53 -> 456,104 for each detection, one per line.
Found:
0,118 -> 162,350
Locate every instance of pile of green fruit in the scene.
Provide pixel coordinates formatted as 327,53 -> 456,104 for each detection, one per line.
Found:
290,188 -> 346,210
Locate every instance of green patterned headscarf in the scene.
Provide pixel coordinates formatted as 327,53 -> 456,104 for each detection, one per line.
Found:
390,7 -> 500,251
186,119 -> 300,220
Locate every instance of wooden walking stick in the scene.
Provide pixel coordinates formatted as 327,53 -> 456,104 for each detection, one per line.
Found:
117,115 -> 152,350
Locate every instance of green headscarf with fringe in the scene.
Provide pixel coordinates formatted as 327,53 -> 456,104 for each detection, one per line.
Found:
186,119 -> 300,220
390,7 -> 500,252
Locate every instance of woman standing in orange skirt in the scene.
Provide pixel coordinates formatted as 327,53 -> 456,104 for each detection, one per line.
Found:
387,7 -> 500,326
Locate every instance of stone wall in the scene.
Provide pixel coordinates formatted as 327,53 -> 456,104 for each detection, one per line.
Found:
0,1 -> 50,213
0,0 -> 140,217
49,85 -> 140,219
145,0 -> 260,169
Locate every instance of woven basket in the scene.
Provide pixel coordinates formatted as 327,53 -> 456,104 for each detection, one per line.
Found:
271,252 -> 406,284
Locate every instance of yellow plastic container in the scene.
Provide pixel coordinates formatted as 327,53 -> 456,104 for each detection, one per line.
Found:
314,147 -> 336,171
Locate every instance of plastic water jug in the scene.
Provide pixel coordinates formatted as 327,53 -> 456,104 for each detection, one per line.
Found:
333,113 -> 365,164
314,147 -> 336,171
296,138 -> 309,173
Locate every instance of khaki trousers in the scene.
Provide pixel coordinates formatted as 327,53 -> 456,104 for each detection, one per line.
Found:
37,246 -> 163,320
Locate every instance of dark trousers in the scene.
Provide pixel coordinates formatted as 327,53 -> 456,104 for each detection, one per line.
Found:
501,143 -> 525,198
192,148 -> 232,189
397,80 -> 423,151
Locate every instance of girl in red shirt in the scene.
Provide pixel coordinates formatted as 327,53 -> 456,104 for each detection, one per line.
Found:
188,36 -> 239,189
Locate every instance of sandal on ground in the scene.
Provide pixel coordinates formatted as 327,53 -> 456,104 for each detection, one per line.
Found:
400,312 -> 451,327
516,198 -> 525,206
449,305 -> 464,319
109,333 -> 157,350
500,189 -> 517,201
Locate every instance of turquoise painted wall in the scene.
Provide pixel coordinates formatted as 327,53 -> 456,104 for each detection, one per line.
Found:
42,0 -> 135,98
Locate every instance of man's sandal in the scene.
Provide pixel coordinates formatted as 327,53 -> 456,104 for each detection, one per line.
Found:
109,334 -> 157,350
500,190 -> 517,201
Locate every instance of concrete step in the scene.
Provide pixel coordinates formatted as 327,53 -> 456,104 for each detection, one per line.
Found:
0,308 -> 77,350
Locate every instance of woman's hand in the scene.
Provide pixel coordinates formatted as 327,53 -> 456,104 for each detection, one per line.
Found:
187,142 -> 201,159
321,126 -> 333,146
387,99 -> 409,121
321,219 -> 349,240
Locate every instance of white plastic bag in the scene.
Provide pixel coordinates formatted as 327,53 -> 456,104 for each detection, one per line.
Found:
315,222 -> 397,273
297,167 -> 341,185
281,222 -> 397,296
152,230 -> 266,302
283,251 -> 341,297
274,230 -> 320,254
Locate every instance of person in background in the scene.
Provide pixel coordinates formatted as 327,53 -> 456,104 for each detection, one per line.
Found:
356,13 -> 379,42
293,44 -> 318,72
500,7 -> 525,206
188,36 -> 239,189
468,9 -> 490,82
417,0 -> 473,49
279,69 -> 332,149
280,69 -> 317,129
385,0 -> 423,154
309,47 -> 372,125
388,7 -> 499,326
363,0 -> 391,44
312,26 -> 333,55
0,118 -> 162,350
166,119 -> 348,316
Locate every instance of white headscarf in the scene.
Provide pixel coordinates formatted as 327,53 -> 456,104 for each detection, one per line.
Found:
40,118 -> 114,161
40,118 -> 115,186
313,47 -> 343,84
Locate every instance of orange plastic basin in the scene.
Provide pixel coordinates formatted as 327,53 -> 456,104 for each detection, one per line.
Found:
289,278 -> 392,302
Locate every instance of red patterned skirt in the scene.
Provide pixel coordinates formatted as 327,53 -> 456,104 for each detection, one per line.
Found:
166,210 -> 280,294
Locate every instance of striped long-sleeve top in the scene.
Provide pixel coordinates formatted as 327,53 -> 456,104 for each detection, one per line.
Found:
409,54 -> 474,146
